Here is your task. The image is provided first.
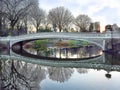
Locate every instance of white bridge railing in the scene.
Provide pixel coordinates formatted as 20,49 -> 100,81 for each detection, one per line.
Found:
1,32 -> 120,41
0,32 -> 120,50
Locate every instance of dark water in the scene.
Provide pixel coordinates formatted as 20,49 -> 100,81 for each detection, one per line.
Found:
0,40 -> 120,90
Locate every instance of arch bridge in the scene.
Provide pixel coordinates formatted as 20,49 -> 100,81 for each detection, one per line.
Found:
1,32 -> 120,50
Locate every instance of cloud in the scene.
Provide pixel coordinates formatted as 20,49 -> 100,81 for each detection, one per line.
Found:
39,0 -> 120,28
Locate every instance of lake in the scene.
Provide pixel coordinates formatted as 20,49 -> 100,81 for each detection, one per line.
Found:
0,39 -> 120,90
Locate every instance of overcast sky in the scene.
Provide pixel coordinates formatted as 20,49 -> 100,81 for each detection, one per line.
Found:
39,0 -> 120,30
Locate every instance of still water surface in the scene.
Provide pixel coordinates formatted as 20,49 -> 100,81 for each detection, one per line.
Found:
23,39 -> 102,59
0,39 -> 120,90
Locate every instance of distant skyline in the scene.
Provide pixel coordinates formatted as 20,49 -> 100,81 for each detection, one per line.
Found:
39,0 -> 120,30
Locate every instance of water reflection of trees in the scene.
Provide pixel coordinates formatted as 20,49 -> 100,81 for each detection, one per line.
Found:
77,68 -> 88,74
25,45 -> 101,59
0,60 -> 46,90
48,67 -> 74,83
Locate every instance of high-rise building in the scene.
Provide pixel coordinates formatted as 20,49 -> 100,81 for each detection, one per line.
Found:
105,24 -> 119,32
89,23 -> 94,32
105,24 -> 112,31
94,22 -> 100,32
89,22 -> 100,32
112,24 -> 119,32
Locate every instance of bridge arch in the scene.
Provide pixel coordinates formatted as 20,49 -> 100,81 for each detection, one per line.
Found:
10,32 -> 107,50
12,37 -> 104,50
2,32 -> 120,51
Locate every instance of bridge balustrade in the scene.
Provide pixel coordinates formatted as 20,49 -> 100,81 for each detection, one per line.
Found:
0,32 -> 120,50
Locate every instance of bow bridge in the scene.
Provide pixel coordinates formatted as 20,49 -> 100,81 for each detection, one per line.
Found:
1,52 -> 120,72
1,32 -> 120,50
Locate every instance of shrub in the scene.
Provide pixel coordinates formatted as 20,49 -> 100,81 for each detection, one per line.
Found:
37,29 -> 52,32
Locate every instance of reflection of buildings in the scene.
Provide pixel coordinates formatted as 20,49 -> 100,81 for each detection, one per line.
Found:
48,67 -> 74,83
105,53 -> 120,65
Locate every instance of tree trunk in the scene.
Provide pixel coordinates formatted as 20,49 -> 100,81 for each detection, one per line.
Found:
10,21 -> 16,35
36,23 -> 39,32
36,26 -> 39,32
53,24 -> 57,32
24,16 -> 28,33
59,25 -> 62,32
0,15 -> 2,31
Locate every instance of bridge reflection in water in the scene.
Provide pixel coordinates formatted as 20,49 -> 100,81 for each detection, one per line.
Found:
0,48 -> 120,90
1,32 -> 120,90
0,48 -> 120,72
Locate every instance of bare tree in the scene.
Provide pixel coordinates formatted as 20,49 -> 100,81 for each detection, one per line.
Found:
2,0 -> 35,32
30,6 -> 45,32
1,60 -> 46,90
0,0 -> 4,31
23,0 -> 39,30
0,0 -> 9,36
48,6 -> 73,32
74,14 -> 91,32
0,0 -> 2,30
